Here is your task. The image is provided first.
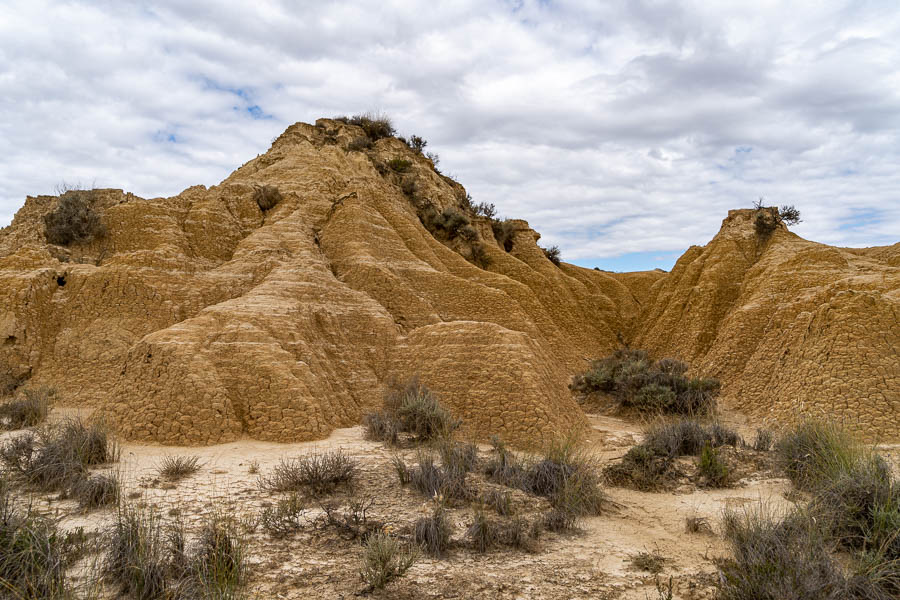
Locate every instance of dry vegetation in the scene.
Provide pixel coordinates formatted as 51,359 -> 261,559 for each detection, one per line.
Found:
0,368 -> 896,599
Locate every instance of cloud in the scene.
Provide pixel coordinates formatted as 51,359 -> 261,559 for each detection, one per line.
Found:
2,0 -> 899,267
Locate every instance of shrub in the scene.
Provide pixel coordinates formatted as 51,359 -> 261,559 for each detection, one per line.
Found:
157,455 -> 201,481
603,444 -> 675,491
336,113 -> 396,141
698,443 -> 729,487
0,493 -> 73,599
0,386 -> 54,430
347,136 -> 374,152
320,497 -> 381,541
483,436 -> 528,490
259,493 -> 305,539
399,176 -> 419,198
1,419 -> 118,493
71,472 -> 119,510
364,411 -> 399,445
716,504 -> 857,600
387,158 -> 412,173
481,489 -> 514,516
571,349 -> 719,416
392,456 -> 410,485
189,514 -> 247,598
490,219 -> 516,252
414,505 -> 452,557
381,377 -> 460,442
402,135 -> 427,153
359,532 -> 418,592
44,190 -> 106,246
685,515 -> 711,534
469,242 -> 492,269
258,450 -> 357,496
252,184 -> 281,211
466,509 -> 497,553
407,451 -> 472,503
541,245 -> 561,266
473,202 -> 497,219
775,418 -> 864,491
437,439 -> 478,477
779,205 -> 802,225
419,205 -> 472,241
105,503 -> 170,600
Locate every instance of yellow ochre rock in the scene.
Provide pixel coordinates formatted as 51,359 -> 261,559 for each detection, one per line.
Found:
0,119 -> 896,444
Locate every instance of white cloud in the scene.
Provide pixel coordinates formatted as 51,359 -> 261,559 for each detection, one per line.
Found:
2,0 -> 899,264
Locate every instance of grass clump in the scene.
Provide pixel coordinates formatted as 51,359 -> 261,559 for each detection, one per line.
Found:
0,386 -> 55,430
402,451 -> 473,503
320,497 -> 381,541
187,514 -> 247,599
0,492 -> 75,599
44,190 -> 106,246
774,418 -> 864,491
629,548 -> 667,573
364,377 -> 460,445
258,450 -> 357,495
698,443 -> 730,487
347,136 -> 374,152
252,184 -> 281,211
105,503 -> 169,600
359,532 -> 418,592
335,113 -> 396,141
157,455 -> 201,481
751,428 -> 774,451
571,348 -> 720,416
414,504 -> 452,557
71,472 -> 119,509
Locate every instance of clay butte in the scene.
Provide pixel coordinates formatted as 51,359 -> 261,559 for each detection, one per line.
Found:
1,118 -> 897,446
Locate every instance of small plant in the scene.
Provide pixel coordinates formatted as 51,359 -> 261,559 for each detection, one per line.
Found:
364,411 -> 399,445
392,456 -> 410,485
472,201 -> 497,219
190,514 -> 247,598
469,242 -> 492,269
105,503 -> 170,600
685,515 -> 711,534
419,205 -> 473,241
387,158 -> 412,173
44,190 -> 106,246
321,497 -> 380,541
71,472 -> 120,509
347,136 -> 374,152
0,386 -> 55,429
414,504 -> 452,557
751,428 -> 774,451
775,418 -> 863,491
399,176 -> 418,198
541,245 -> 561,266
698,443 -> 730,487
359,532 -> 418,592
402,135 -> 427,153
484,436 -> 528,489
437,439 -> 478,476
157,455 -> 201,481
407,451 -> 472,503
258,450 -> 357,495
481,489 -> 514,516
336,112 -> 396,141
629,549 -> 667,574
259,493 -> 305,538
378,377 -> 461,443
466,508 -> 498,553
491,219 -> 516,252
247,460 -> 259,474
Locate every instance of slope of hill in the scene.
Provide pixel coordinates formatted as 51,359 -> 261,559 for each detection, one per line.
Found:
1,119 -> 897,444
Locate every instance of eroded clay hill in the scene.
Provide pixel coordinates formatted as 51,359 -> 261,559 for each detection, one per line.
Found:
0,119 -> 897,445
634,209 -> 900,441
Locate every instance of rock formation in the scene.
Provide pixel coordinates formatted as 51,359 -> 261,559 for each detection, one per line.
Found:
1,119 -> 897,444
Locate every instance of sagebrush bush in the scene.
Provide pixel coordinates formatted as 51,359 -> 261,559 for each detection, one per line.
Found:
401,134 -> 427,153
469,241 -> 492,269
366,377 -> 460,445
541,245 -> 561,266
253,184 -> 281,211
320,497 -> 381,541
259,493 -> 305,539
359,532 -> 418,592
258,450 -> 357,495
571,349 -> 719,416
490,219 -> 516,252
0,386 -> 55,430
698,444 -> 729,487
157,455 -> 201,481
44,190 -> 106,246
419,205 -> 472,241
347,136 -> 373,152
387,158 -> 412,173
629,549 -> 667,573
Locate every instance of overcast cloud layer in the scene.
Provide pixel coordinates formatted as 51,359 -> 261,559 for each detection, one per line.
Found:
2,1 -> 899,270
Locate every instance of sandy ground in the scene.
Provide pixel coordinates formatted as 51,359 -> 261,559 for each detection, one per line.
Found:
9,406 -> 897,599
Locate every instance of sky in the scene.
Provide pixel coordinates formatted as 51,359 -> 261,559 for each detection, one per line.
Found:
2,1 -> 899,271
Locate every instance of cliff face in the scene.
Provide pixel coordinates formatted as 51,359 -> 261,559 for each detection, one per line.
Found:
1,120 -> 897,445
634,209 -> 900,440
0,119 -> 655,446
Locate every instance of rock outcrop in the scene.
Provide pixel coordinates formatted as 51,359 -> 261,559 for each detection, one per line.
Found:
634,209 -> 900,441
1,119 -> 897,444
